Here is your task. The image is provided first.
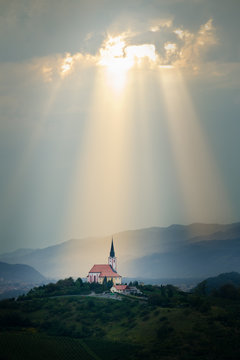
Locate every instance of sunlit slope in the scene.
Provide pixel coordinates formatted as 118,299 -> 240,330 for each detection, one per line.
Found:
0,222 -> 240,279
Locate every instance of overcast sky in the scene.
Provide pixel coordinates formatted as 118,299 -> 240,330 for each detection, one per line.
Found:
0,0 -> 240,253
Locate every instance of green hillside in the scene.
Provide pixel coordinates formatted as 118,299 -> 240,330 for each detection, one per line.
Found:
194,271 -> 240,295
1,281 -> 240,359
0,332 -> 97,360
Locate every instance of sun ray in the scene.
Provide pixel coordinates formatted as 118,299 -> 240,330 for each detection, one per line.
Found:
64,67 -> 134,247
159,68 -> 232,224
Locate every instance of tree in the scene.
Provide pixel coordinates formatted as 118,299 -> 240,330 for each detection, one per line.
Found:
194,281 -> 207,296
148,294 -> 166,306
107,279 -> 113,289
75,278 -> 83,287
218,284 -> 238,300
45,283 -> 57,293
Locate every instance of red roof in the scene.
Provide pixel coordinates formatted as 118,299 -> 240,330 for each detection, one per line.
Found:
114,285 -> 128,290
88,264 -> 121,278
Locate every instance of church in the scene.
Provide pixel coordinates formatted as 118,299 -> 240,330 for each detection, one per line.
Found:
87,239 -> 122,285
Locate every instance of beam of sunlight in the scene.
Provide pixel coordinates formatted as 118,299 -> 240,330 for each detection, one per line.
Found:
159,68 -> 232,225
125,69 -> 165,225
63,65 -> 177,273
65,66 -> 133,240
62,67 -> 142,275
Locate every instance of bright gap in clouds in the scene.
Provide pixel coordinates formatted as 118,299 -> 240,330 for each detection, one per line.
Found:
98,35 -> 157,91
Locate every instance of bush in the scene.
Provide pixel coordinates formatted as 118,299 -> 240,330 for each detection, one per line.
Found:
216,284 -> 239,300
148,294 -> 170,307
0,313 -> 32,328
156,324 -> 174,340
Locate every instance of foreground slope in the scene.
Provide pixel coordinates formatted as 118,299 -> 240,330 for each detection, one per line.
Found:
1,280 -> 240,360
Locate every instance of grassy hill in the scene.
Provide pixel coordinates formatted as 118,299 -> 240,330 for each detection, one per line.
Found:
1,279 -> 240,359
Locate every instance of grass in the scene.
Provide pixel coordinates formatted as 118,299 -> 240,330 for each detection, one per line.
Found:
0,332 -> 97,360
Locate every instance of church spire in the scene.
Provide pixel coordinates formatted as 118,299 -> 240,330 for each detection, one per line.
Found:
108,237 -> 117,271
110,238 -> 115,258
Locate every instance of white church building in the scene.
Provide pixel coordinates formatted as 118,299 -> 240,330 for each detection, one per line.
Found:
87,239 -> 122,285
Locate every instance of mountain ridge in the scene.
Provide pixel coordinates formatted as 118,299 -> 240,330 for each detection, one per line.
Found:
0,261 -> 46,283
0,222 -> 240,279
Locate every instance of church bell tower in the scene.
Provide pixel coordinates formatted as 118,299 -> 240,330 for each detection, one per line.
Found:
108,238 -> 117,272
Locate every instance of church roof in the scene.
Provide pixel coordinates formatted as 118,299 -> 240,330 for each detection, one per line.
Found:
88,264 -> 121,278
114,285 -> 128,290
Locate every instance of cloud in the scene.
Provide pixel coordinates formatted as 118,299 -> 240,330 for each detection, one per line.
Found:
197,18 -> 217,47
149,18 -> 173,32
94,19 -> 218,72
172,19 -> 217,70
1,16 -> 238,89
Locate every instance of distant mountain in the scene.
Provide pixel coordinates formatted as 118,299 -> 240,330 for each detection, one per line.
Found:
194,272 -> 240,294
0,222 -> 240,279
124,237 -> 240,278
0,262 -> 46,283
0,248 -> 36,260
0,262 -> 46,300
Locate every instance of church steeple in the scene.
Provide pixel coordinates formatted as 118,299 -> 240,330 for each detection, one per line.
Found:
108,237 -> 117,271
110,238 -> 115,258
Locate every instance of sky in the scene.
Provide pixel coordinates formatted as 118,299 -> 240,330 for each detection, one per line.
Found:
0,0 -> 240,253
